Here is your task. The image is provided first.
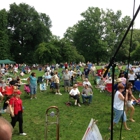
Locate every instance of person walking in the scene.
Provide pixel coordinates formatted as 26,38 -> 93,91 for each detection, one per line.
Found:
125,82 -> 138,122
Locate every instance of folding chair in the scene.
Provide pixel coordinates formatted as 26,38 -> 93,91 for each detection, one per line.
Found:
134,80 -> 140,92
37,76 -> 43,84
97,69 -> 103,77
105,83 -> 112,94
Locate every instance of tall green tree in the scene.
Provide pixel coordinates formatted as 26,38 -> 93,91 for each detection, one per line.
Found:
64,7 -> 132,64
103,10 -> 131,61
35,36 -> 85,64
73,7 -> 108,64
7,3 -> 52,63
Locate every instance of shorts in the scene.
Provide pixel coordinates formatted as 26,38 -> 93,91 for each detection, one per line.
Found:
64,80 -> 70,87
55,83 -> 59,89
113,108 -> 127,123
127,101 -> 133,107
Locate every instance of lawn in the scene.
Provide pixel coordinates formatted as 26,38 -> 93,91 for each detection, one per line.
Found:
2,67 -> 140,140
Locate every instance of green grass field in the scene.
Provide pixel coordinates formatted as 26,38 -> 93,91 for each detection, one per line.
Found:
1,68 -> 140,140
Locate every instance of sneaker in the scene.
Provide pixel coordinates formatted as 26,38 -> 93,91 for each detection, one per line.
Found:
55,92 -> 58,95
20,133 -> 27,136
30,98 -> 32,100
34,97 -> 37,99
58,93 -> 62,95
78,103 -> 81,107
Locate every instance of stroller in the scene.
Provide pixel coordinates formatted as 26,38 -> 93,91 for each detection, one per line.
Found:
24,84 -> 30,95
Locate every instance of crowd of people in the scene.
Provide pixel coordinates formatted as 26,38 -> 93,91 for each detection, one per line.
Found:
0,61 -> 140,139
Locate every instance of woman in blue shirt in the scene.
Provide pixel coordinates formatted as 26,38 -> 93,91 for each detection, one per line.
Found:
28,72 -> 37,99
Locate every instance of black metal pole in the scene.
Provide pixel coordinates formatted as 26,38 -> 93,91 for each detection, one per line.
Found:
110,63 -> 116,140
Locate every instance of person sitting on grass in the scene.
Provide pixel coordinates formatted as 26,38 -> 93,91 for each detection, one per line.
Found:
69,84 -> 81,107
81,84 -> 93,104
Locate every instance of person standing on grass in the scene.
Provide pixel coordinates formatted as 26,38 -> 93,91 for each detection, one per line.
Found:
125,82 -> 138,122
83,65 -> 90,79
9,88 -> 27,136
90,64 -> 96,80
53,71 -> 62,95
0,117 -> 13,140
109,83 -> 130,131
63,69 -> 71,93
27,72 -> 37,99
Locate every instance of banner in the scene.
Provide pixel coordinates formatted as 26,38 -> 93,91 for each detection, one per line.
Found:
82,118 -> 102,140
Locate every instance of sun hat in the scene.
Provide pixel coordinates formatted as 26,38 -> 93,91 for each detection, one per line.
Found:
108,77 -> 112,80
116,78 -> 122,83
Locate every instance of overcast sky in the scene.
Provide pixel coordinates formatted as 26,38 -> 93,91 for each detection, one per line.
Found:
0,0 -> 140,38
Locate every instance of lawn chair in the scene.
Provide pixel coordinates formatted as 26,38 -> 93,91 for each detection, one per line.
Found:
39,83 -> 47,92
45,106 -> 59,140
37,76 -> 43,84
97,69 -> 103,77
105,83 -> 112,94
134,80 -> 140,92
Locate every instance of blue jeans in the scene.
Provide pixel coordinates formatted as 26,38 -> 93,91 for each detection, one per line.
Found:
30,84 -> 37,95
82,94 -> 93,104
113,108 -> 127,123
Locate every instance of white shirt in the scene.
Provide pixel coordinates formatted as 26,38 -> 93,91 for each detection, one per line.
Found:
83,81 -> 91,86
114,91 -> 124,110
128,73 -> 135,80
69,88 -> 80,96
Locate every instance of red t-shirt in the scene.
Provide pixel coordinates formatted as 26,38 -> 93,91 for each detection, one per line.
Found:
9,97 -> 23,115
64,63 -> 68,68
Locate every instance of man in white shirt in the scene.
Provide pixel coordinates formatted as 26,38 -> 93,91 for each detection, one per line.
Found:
63,69 -> 71,92
83,78 -> 92,88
